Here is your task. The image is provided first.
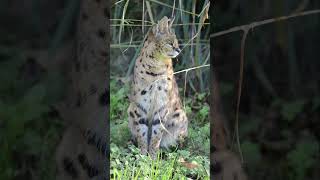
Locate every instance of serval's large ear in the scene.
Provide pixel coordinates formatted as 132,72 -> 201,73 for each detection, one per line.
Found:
152,24 -> 160,38
153,16 -> 172,39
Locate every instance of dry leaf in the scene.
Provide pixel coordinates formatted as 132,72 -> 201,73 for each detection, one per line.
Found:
179,158 -> 199,169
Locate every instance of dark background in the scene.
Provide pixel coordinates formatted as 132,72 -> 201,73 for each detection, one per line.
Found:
211,0 -> 320,179
0,0 -> 78,179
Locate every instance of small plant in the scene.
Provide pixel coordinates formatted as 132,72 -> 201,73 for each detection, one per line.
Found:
110,144 -> 209,179
287,139 -> 319,180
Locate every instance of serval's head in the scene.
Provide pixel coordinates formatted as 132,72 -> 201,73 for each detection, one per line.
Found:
151,16 -> 181,59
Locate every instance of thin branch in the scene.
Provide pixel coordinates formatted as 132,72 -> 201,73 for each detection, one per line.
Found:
147,0 -> 198,16
210,9 -> 320,38
173,64 -> 210,75
171,0 -> 176,18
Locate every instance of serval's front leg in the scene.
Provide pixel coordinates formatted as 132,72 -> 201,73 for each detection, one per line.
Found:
128,104 -> 148,155
148,115 -> 164,158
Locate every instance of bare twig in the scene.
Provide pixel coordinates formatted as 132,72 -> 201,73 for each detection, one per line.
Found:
210,9 -> 320,38
173,64 -> 210,75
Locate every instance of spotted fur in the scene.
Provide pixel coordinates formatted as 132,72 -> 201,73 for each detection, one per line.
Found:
128,16 -> 188,157
55,0 -> 109,179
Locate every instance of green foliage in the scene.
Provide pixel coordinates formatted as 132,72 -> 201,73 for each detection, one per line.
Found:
187,123 -> 210,157
110,120 -> 131,146
199,106 -> 209,122
280,99 -> 306,122
287,139 -> 319,180
110,143 -> 209,180
110,80 -> 129,121
241,141 -> 261,165
0,52 -> 64,179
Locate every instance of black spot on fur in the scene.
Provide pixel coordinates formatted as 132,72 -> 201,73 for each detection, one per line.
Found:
86,132 -> 97,145
158,86 -> 162,91
140,71 -> 143,74
146,71 -> 164,76
77,153 -> 99,178
154,130 -> 157,135
141,90 -> 147,95
89,84 -> 97,95
129,111 -> 135,118
152,119 -> 160,125
76,92 -> 84,107
211,162 -> 222,175
104,8 -> 109,18
84,130 -> 109,156
142,132 -> 146,136
99,89 -> 109,106
149,85 -> 153,90
211,145 -> 217,152
137,103 -> 147,114
101,51 -> 108,57
63,158 -> 78,178
134,110 -> 141,117
87,166 -> 99,178
97,29 -> 105,38
173,113 -> 180,118
82,13 -> 88,20
100,143 -> 108,156
167,77 -> 171,80
77,153 -> 86,166
139,118 -> 147,125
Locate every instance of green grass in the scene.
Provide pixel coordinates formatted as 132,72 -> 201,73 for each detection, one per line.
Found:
110,79 -> 210,179
111,144 -> 210,180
